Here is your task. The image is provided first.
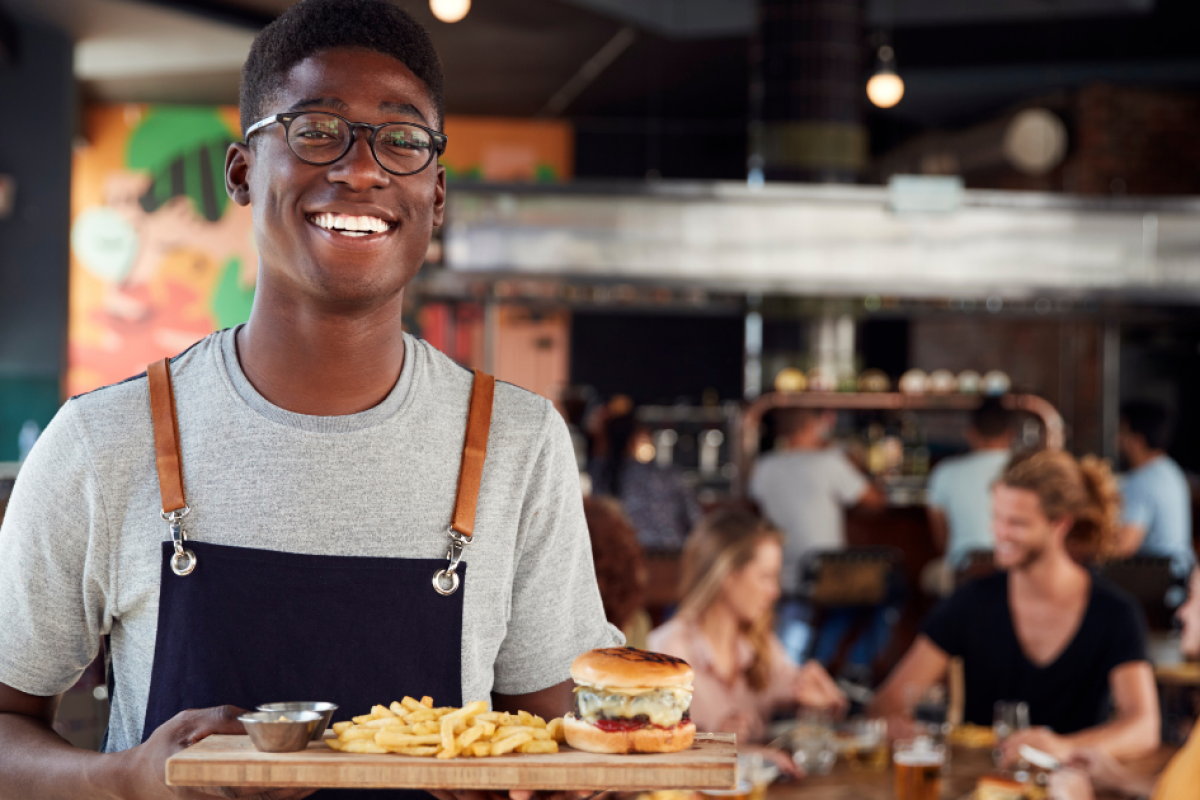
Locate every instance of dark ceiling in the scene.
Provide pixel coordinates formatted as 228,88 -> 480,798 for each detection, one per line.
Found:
74,0 -> 1200,180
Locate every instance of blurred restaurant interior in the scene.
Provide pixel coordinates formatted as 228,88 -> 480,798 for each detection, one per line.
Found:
2,0 -> 1200,794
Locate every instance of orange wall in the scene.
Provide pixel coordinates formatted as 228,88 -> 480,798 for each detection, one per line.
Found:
441,116 -> 573,182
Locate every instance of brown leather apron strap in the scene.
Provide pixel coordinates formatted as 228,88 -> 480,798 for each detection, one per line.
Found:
449,370 -> 495,540
147,358 -> 187,514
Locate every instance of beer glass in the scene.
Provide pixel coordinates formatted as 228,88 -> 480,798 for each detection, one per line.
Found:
837,718 -> 888,771
993,700 -> 1030,742
893,737 -> 946,800
789,711 -> 836,776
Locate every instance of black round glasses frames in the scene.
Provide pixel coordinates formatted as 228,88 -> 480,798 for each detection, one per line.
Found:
244,111 -> 448,177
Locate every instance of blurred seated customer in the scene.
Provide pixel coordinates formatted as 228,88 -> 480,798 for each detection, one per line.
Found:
870,450 -> 1160,763
582,495 -> 651,649
648,508 -> 847,773
1047,566 -> 1200,800
923,398 -> 1013,596
1116,401 -> 1195,577
749,408 -> 886,663
589,397 -> 701,552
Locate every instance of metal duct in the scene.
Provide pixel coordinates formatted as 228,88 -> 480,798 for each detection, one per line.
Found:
753,0 -> 867,183
878,108 -> 1069,179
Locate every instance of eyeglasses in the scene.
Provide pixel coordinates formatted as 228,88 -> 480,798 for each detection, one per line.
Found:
244,111 -> 448,176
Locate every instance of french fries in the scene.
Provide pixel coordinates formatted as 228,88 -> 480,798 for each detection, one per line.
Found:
326,697 -> 566,759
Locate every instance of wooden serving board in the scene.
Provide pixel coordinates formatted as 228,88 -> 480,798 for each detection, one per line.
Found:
166,732 -> 737,791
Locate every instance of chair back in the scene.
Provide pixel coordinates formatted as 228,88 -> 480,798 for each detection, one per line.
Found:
799,547 -> 904,607
1097,556 -> 1182,631
955,549 -> 998,587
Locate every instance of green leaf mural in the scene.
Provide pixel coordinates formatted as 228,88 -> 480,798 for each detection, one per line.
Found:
128,107 -> 238,222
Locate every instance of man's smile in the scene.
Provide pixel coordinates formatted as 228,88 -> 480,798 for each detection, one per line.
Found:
307,211 -> 398,238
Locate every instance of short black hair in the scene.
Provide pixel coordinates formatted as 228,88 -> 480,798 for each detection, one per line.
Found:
774,408 -> 818,438
239,0 -> 445,137
1121,401 -> 1171,450
972,397 -> 1011,439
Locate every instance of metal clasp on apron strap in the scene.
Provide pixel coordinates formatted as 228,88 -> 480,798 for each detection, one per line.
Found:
433,527 -> 470,596
432,370 -> 495,597
162,505 -> 196,576
148,358 -> 197,577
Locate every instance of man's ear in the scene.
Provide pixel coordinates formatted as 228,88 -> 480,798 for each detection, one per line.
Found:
226,142 -> 252,207
431,164 -> 446,228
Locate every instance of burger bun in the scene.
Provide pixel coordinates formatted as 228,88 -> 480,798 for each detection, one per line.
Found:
563,714 -> 695,754
570,647 -> 694,689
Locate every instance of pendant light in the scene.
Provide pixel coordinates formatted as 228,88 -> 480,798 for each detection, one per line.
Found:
430,0 -> 470,23
867,45 -> 905,109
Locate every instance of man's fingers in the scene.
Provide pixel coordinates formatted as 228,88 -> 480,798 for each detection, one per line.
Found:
182,705 -> 249,747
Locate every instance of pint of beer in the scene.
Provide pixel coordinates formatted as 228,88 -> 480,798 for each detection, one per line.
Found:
893,737 -> 946,800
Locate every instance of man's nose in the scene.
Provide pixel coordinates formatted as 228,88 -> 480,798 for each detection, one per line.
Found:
328,131 -> 389,188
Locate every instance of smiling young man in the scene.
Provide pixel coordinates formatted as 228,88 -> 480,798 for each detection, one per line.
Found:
0,2 -> 619,798
869,450 -> 1160,764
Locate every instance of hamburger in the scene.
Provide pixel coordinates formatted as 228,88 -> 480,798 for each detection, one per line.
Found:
564,647 -> 695,754
976,775 -> 1044,800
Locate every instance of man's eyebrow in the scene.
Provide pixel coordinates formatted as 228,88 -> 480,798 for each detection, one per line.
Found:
379,101 -> 428,123
289,97 -> 350,113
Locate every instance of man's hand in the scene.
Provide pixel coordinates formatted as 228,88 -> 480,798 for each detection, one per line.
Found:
794,661 -> 848,718
117,705 -> 317,799
999,727 -> 1072,768
1065,749 -> 1159,797
1047,769 -> 1096,800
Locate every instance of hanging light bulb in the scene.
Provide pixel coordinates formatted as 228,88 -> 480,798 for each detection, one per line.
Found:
430,0 -> 470,23
867,45 -> 905,109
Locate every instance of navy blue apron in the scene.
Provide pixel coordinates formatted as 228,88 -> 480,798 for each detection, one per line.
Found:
139,357 -> 495,798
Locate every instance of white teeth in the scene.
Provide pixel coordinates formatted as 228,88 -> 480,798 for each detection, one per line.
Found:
310,212 -> 390,234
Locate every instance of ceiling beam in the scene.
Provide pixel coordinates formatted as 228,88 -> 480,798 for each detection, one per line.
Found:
128,0 -> 273,30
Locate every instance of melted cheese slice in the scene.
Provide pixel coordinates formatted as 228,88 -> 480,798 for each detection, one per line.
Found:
574,686 -> 692,728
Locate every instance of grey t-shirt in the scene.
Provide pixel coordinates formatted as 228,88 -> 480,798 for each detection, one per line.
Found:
0,328 -> 620,752
749,448 -> 869,595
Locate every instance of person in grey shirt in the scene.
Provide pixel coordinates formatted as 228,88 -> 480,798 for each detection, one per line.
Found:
1116,401 -> 1196,576
749,408 -> 885,664
0,3 -> 618,798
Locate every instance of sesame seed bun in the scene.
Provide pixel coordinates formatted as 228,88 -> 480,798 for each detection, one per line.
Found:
570,648 -> 694,689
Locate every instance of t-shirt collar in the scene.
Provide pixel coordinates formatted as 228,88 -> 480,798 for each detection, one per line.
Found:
218,325 -> 417,433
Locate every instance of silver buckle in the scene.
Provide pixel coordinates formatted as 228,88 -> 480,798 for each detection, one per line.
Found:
162,506 -> 196,576
432,527 -> 470,596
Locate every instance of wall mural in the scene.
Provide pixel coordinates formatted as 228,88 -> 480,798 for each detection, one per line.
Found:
68,105 -> 574,396
69,105 -> 255,396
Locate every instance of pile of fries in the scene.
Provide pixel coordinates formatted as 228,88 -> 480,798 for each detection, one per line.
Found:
326,696 -> 566,758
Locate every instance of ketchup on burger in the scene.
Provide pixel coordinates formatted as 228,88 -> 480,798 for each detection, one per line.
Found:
564,647 -> 695,754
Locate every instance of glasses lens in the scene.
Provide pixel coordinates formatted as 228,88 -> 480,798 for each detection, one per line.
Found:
287,113 -> 350,163
374,124 -> 435,174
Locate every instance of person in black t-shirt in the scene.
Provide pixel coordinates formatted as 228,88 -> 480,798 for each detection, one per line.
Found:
870,450 -> 1160,765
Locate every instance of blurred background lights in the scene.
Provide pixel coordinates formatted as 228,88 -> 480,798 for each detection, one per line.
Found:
867,45 -> 904,109
430,0 -> 470,23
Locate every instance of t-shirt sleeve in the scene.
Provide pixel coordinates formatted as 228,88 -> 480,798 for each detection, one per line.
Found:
927,463 -> 949,510
492,406 -> 623,695
832,451 -> 870,506
1098,587 -> 1149,672
920,585 -> 975,657
1120,476 -> 1153,530
747,461 -> 764,504
0,400 -> 111,696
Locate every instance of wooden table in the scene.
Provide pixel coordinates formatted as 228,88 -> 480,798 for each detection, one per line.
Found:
766,745 -> 1177,800
768,745 -> 991,800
